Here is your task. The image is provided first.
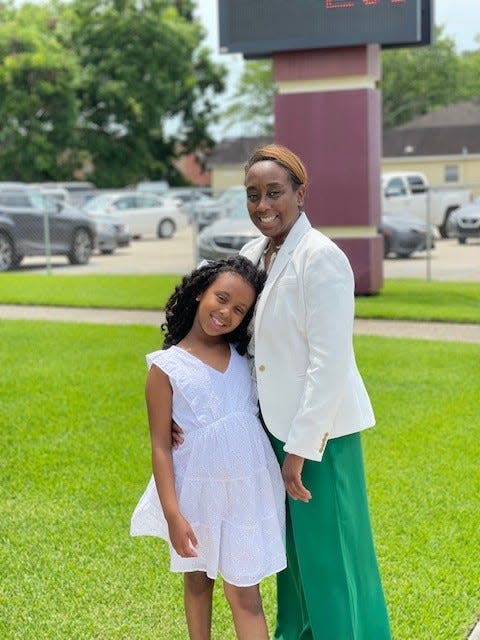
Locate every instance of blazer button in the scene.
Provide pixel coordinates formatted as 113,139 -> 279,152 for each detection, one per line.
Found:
258,364 -> 266,372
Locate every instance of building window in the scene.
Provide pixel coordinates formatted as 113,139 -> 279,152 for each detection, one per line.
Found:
444,165 -> 459,183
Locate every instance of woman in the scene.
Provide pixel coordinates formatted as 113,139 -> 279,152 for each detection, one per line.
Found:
239,144 -> 391,640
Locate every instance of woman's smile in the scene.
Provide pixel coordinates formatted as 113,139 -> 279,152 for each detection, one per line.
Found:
256,212 -> 279,229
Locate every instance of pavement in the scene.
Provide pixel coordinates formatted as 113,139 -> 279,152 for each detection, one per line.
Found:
0,304 -> 478,344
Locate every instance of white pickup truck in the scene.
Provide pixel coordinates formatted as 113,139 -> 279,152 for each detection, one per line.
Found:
381,172 -> 472,238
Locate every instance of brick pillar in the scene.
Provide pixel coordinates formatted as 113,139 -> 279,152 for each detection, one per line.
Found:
273,45 -> 383,294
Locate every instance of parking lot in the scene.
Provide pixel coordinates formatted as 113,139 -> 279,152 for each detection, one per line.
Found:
17,225 -> 480,281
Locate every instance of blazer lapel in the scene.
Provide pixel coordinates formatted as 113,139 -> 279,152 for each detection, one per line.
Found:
241,236 -> 269,267
254,213 -> 311,330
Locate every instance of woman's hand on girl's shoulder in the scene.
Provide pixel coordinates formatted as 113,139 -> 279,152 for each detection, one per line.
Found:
167,512 -> 198,558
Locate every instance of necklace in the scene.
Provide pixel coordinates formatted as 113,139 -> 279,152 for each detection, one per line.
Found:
263,239 -> 283,255
262,239 -> 283,273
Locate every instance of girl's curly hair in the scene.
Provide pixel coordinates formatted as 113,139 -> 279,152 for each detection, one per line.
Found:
162,255 -> 266,355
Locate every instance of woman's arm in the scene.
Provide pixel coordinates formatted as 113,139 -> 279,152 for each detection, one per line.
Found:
283,243 -> 355,461
145,365 -> 198,557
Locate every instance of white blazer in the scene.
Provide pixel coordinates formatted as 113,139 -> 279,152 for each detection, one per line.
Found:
240,213 -> 375,462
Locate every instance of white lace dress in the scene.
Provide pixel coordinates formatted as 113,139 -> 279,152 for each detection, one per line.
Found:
130,344 -> 286,587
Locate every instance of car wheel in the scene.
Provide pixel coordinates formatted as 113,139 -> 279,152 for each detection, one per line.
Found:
100,248 -> 115,255
68,228 -> 93,264
458,237 -> 467,245
0,232 -> 14,271
157,218 -> 176,239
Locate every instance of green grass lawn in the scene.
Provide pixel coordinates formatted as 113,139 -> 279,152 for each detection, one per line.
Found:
1,320 -> 479,639
0,274 -> 181,310
0,274 -> 479,323
355,279 -> 480,324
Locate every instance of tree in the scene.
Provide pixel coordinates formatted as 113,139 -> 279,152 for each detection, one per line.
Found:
457,35 -> 480,101
63,0 -> 227,186
0,3 -> 82,180
221,59 -> 276,136
0,0 -> 226,185
381,28 -> 460,129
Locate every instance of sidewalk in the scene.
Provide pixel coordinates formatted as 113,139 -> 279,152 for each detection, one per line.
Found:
1,304 -> 479,343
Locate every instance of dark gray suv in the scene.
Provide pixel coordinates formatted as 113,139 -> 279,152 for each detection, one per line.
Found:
0,183 -> 96,271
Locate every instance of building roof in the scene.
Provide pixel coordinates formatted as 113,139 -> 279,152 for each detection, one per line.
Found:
383,100 -> 480,157
207,136 -> 273,167
383,125 -> 480,157
395,100 -> 480,129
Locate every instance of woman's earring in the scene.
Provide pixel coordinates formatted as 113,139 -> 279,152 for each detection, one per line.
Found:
195,296 -> 200,301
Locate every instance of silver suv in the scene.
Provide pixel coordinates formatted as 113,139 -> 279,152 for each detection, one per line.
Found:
0,182 -> 96,271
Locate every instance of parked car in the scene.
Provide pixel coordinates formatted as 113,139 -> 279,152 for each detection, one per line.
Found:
83,191 -> 186,239
0,182 -> 96,271
199,205 -> 435,261
36,186 -> 72,206
379,213 -> 435,258
193,186 -> 246,230
89,213 -> 131,255
197,202 -> 260,260
445,197 -> 480,244
381,171 -> 472,238
163,187 -> 212,222
136,180 -> 169,195
33,181 -> 97,206
35,187 -> 126,254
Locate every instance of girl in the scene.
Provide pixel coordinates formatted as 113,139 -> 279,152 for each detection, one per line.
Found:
131,256 -> 286,640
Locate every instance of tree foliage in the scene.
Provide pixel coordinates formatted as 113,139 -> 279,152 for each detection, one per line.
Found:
381,27 -> 461,129
221,59 -> 276,136
218,28 -> 480,135
456,36 -> 480,102
0,0 -> 226,186
0,3 -> 81,180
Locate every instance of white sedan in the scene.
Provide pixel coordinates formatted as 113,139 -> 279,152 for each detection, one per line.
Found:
83,191 -> 186,239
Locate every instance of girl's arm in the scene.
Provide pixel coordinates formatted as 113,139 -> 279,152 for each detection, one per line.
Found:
145,365 -> 198,558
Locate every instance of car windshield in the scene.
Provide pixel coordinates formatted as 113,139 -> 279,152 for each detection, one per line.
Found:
83,195 -> 114,211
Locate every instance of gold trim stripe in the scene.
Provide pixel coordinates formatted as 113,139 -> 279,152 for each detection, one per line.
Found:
277,75 -> 377,95
316,225 -> 378,239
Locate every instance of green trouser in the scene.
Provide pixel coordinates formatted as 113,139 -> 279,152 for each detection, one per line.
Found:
268,432 -> 391,640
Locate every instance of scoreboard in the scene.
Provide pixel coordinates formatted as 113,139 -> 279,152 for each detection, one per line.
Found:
219,0 -> 433,57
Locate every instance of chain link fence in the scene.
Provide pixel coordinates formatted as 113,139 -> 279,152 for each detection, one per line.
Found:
1,181 -> 479,281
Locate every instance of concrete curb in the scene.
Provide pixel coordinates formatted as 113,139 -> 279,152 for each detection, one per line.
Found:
0,304 -> 479,343
468,620 -> 480,640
